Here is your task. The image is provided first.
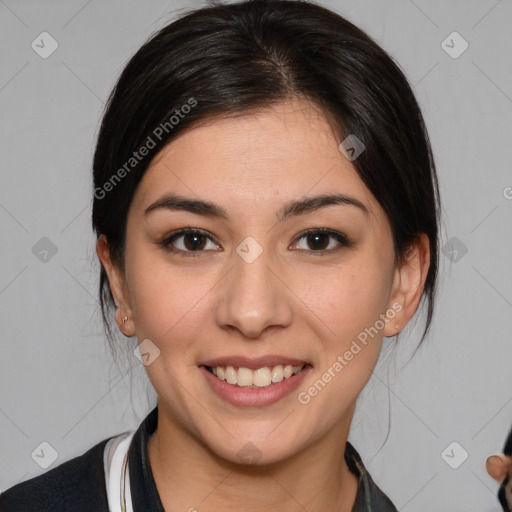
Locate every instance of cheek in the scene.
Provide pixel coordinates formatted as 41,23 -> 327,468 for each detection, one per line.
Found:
292,253 -> 395,411
300,256 -> 394,344
291,267 -> 392,420
126,250 -> 212,352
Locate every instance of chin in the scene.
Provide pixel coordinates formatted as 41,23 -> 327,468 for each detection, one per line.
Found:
206,433 -> 303,467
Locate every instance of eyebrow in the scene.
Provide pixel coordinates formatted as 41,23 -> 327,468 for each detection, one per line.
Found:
144,193 -> 369,220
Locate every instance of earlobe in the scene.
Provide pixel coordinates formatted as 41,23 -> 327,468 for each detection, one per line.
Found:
383,234 -> 430,337
114,308 -> 135,338
96,235 -> 135,337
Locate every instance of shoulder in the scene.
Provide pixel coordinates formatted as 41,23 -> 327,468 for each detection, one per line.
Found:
0,437 -> 110,512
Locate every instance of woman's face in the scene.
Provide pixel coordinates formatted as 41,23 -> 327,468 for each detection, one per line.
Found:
105,98 -> 422,465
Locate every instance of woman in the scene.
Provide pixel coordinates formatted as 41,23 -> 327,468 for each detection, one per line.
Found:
0,0 -> 439,510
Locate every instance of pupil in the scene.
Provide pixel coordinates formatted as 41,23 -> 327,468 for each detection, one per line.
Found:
308,233 -> 328,250
185,234 -> 206,251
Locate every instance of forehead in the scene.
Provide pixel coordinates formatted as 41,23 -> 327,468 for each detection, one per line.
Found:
131,99 -> 380,219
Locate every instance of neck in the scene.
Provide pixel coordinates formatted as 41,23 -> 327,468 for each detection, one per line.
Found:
147,403 -> 359,512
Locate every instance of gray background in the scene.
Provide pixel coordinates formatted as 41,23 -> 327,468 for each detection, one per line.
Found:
1,0 -> 511,510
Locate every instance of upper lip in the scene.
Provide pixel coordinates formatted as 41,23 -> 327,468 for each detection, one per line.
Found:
201,355 -> 309,370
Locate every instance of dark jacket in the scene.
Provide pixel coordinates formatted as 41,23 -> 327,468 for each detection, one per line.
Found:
0,407 -> 398,511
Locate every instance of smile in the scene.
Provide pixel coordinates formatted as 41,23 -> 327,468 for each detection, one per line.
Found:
205,364 -> 306,388
200,356 -> 312,406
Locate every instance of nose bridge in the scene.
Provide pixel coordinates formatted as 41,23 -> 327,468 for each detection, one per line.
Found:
215,236 -> 292,337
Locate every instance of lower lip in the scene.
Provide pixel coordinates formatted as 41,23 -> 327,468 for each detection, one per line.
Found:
200,365 -> 312,407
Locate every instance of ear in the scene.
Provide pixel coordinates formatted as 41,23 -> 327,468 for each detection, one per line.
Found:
486,454 -> 511,483
383,233 -> 430,337
96,234 -> 135,337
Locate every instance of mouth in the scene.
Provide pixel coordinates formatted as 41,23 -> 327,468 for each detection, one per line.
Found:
200,356 -> 312,407
203,363 -> 310,389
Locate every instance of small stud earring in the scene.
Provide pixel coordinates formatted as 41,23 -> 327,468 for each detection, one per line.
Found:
122,316 -> 128,324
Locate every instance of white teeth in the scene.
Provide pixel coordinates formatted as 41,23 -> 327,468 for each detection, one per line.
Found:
237,367 -> 253,387
208,364 -> 305,388
271,365 -> 284,383
253,367 -> 272,387
225,366 -> 237,385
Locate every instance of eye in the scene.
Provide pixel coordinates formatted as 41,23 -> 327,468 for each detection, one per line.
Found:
291,228 -> 352,254
159,228 -> 221,256
159,227 -> 352,257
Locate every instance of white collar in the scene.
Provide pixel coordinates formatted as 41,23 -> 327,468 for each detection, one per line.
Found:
103,430 -> 136,512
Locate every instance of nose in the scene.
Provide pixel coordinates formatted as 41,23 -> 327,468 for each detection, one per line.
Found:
214,240 -> 293,339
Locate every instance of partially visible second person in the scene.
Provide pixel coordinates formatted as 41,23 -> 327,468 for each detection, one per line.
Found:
487,425 -> 512,512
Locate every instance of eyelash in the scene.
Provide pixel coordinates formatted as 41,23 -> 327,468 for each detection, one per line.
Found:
158,227 -> 353,258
